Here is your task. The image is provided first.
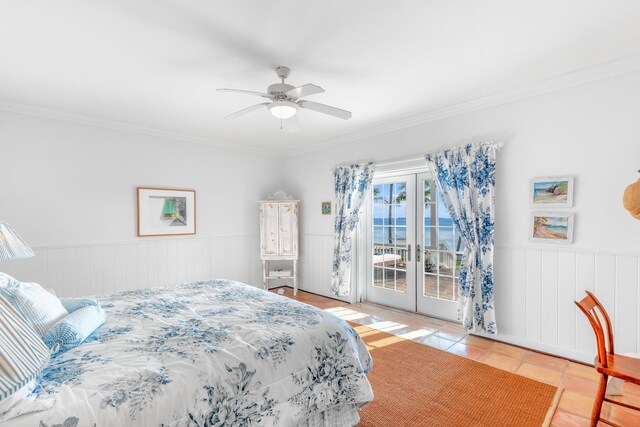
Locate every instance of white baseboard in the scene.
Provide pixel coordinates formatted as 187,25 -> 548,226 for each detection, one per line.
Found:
473,331 -> 593,365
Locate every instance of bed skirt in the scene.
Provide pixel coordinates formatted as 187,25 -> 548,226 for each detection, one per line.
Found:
299,404 -> 362,427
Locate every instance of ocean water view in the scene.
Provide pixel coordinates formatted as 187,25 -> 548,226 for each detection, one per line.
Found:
373,217 -> 458,250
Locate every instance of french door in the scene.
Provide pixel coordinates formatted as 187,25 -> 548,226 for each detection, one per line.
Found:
365,172 -> 461,321
366,175 -> 416,311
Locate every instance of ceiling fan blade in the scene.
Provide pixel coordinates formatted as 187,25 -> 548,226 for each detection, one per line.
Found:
216,88 -> 271,99
224,102 -> 270,119
298,100 -> 352,120
286,83 -> 325,99
285,115 -> 301,133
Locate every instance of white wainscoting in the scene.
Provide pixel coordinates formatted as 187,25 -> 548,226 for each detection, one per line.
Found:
297,233 -> 640,363
298,234 -> 337,298
10,232 -> 636,363
492,245 -> 640,363
0,235 -> 262,297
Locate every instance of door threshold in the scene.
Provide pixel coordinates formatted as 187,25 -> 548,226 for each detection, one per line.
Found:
362,299 -> 462,326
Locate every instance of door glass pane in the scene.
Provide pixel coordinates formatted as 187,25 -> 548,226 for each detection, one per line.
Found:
395,226 -> 406,246
393,182 -> 407,203
394,191 -> 407,226
424,273 -> 437,298
423,250 -> 437,274
424,179 -> 433,202
438,226 -> 455,252
389,245 -> 398,269
438,276 -> 455,301
396,268 -> 407,293
424,227 -> 436,249
437,191 -> 449,219
373,226 -> 384,249
380,184 -> 390,203
424,203 -> 435,226
386,227 -> 396,248
373,267 -> 384,287
372,180 -> 408,293
438,251 -> 455,277
373,204 -> 384,223
383,269 -> 395,290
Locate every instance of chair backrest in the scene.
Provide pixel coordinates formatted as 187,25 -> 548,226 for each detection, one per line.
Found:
575,290 -> 614,366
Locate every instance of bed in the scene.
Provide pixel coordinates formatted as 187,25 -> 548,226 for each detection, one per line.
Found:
5,280 -> 373,426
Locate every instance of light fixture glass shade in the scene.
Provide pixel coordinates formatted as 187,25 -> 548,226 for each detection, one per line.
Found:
0,221 -> 34,261
269,100 -> 298,119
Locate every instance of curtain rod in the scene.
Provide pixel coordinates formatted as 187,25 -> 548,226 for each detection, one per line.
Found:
331,142 -> 503,172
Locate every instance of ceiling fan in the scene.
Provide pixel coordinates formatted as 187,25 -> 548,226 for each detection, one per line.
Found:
217,66 -> 352,131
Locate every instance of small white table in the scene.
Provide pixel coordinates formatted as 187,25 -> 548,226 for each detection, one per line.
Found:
262,259 -> 298,296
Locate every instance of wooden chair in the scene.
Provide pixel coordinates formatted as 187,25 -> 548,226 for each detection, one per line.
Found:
575,290 -> 640,426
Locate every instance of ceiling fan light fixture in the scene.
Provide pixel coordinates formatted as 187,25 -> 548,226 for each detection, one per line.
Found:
219,67 -> 351,125
269,100 -> 298,119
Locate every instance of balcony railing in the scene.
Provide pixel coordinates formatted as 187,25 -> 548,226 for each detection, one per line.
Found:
373,242 -> 456,270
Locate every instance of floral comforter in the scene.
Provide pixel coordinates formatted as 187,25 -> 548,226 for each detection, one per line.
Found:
7,280 -> 373,426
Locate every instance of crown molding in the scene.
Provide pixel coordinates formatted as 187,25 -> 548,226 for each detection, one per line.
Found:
2,53 -> 639,159
0,100 -> 281,157
284,53 -> 640,158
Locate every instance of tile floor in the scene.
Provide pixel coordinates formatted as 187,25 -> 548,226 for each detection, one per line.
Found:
275,288 -> 640,426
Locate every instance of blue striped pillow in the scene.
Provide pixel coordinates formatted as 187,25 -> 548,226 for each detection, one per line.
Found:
0,296 -> 50,401
0,281 -> 68,337
43,305 -> 105,354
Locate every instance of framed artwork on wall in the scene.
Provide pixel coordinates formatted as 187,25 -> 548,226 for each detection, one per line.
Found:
530,212 -> 574,244
321,201 -> 332,215
137,187 -> 196,237
530,176 -> 574,208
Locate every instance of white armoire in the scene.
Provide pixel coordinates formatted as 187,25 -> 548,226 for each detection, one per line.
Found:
259,191 -> 299,295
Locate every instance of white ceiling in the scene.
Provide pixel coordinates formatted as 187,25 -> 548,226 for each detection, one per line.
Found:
1,1 -> 640,154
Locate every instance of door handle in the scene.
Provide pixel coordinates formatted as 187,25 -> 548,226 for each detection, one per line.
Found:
407,245 -> 411,262
416,244 -> 421,262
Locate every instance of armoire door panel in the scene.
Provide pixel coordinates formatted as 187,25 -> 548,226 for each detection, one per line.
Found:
260,202 -> 279,256
278,202 -> 297,256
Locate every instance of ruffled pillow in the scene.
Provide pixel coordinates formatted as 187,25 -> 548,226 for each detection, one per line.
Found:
43,304 -> 105,354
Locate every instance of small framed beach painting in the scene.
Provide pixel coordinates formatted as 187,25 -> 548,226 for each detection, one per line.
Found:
530,176 -> 574,208
530,212 -> 574,243
321,201 -> 332,215
137,188 -> 196,237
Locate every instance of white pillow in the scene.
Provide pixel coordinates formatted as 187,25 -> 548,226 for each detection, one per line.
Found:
0,271 -> 19,288
0,279 -> 68,337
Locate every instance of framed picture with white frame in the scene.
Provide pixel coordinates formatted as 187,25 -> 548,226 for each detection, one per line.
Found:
530,176 -> 574,208
530,212 -> 574,244
137,187 -> 196,237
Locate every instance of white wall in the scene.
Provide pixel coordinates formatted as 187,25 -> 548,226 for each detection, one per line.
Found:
1,70 -> 639,363
283,70 -> 640,362
0,111 -> 283,294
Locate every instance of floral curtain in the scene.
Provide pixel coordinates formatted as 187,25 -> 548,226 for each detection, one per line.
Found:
330,162 -> 375,297
425,143 -> 497,334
